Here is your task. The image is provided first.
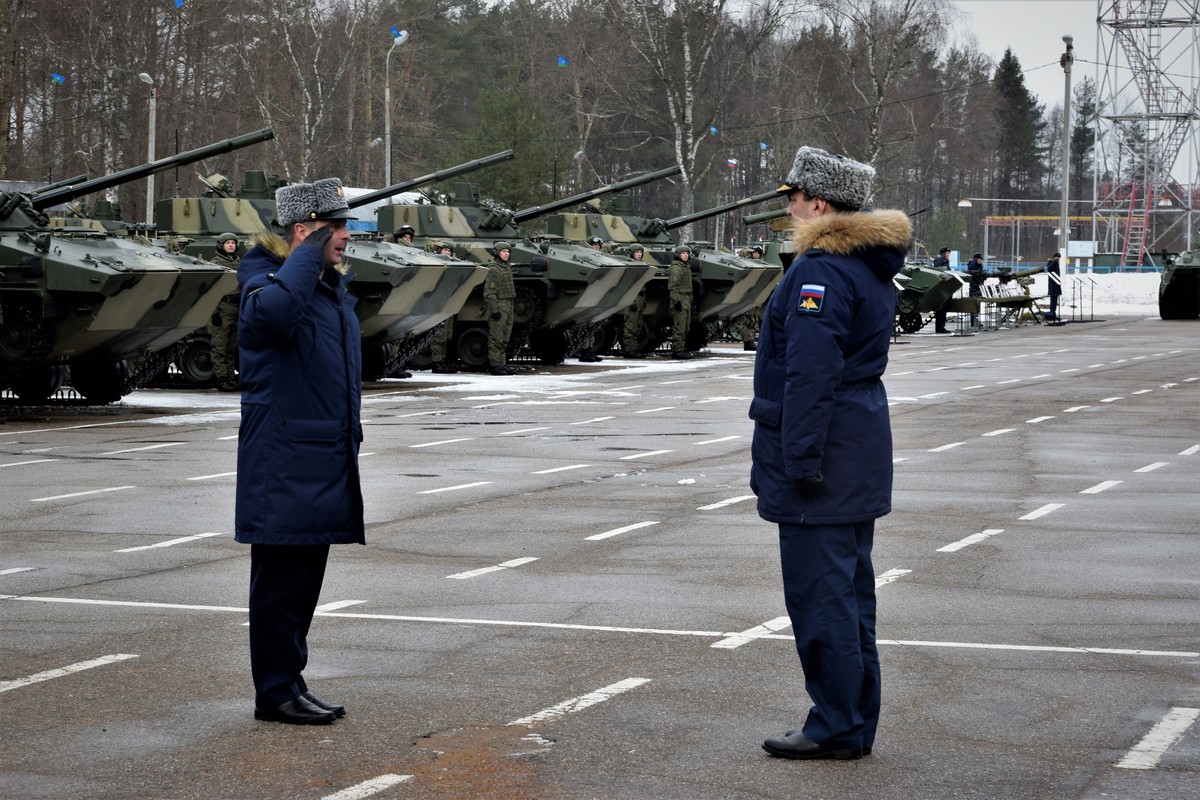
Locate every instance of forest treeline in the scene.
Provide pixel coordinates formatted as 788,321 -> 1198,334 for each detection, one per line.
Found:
2,0 -> 1121,257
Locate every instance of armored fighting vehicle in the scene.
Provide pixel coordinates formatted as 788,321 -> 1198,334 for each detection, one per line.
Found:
741,206 -> 794,268
379,168 -> 676,366
1159,249 -> 1199,319
0,128 -> 275,403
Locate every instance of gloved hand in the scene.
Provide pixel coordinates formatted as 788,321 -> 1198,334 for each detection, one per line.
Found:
673,301 -> 683,312
302,226 -> 333,253
490,311 -> 502,321
791,472 -> 823,497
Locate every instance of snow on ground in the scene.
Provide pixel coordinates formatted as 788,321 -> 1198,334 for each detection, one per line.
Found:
1027,271 -> 1160,317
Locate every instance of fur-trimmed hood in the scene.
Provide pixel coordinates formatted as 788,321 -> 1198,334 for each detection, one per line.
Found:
790,209 -> 912,256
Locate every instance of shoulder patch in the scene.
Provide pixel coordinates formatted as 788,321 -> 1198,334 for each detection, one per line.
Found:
797,283 -> 826,315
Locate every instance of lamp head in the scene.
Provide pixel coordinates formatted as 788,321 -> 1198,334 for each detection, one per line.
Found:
138,72 -> 154,86
393,30 -> 409,46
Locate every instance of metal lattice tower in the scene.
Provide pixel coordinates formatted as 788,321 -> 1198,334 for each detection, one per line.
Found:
1093,0 -> 1199,264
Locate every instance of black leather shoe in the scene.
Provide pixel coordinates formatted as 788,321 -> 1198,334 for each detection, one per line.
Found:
489,365 -> 515,375
216,380 -> 240,392
579,354 -> 601,362
670,351 -> 693,360
743,342 -> 757,352
254,696 -> 336,725
763,731 -> 862,760
302,691 -> 345,718
621,350 -> 646,359
784,729 -> 871,756
934,327 -> 951,334
431,362 -> 458,374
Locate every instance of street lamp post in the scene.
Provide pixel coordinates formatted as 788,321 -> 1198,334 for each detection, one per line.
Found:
384,30 -> 410,188
138,72 -> 157,225
1059,35 -> 1074,269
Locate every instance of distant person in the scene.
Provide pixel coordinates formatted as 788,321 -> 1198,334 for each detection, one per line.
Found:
966,252 -> 985,328
429,242 -> 458,374
752,145 -> 909,761
209,233 -> 242,392
1045,251 -> 1062,321
236,177 -> 364,726
932,246 -> 952,333
621,245 -> 649,358
484,241 -> 517,375
589,236 -> 604,250
668,245 -> 694,359
395,225 -> 416,246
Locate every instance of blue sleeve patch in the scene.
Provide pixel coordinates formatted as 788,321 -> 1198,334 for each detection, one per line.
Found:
797,283 -> 826,315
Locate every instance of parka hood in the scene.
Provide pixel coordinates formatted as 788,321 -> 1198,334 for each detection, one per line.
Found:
791,209 -> 912,281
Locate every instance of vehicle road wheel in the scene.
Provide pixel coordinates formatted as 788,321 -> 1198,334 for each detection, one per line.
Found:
173,334 -> 214,385
69,360 -> 131,404
10,365 -> 66,402
528,328 -> 569,365
898,312 -> 924,333
455,325 -> 490,369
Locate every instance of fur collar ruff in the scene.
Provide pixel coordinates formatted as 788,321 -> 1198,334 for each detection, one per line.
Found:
790,209 -> 912,256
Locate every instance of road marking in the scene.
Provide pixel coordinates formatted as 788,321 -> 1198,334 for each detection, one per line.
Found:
99,442 -> 185,456
876,568 -> 911,588
507,677 -> 651,726
1027,374 -> 1052,380
1081,480 -> 1122,494
1180,445 -> 1199,456
115,531 -> 225,553
0,567 -> 36,575
187,472 -> 236,481
31,486 -> 135,502
1,459 -> 56,468
217,434 -> 238,440
501,427 -> 550,435
417,481 -> 493,494
397,410 -> 446,417
0,654 -> 138,694
448,557 -> 539,580
570,417 -> 615,425
1064,405 -> 1090,413
1134,462 -> 1168,473
660,379 -> 693,385
410,437 -> 473,448
697,495 -> 755,510
694,396 -> 745,404
1020,503 -> 1065,520
1087,364 -> 1105,368
711,616 -> 792,649
1131,389 -> 1152,395
620,450 -> 674,460
1115,707 -> 1200,770
1060,368 -> 1080,373
956,362 -> 977,367
635,407 -> 675,414
533,464 -> 592,474
1132,355 -> 1147,360
586,521 -> 659,541
320,774 -> 412,800
892,371 -> 915,376
929,442 -> 964,452
982,429 -> 1016,437
1025,416 -> 1054,424
997,379 -> 1021,385
696,435 -> 741,445
1101,396 -> 1123,403
929,367 -> 949,372
875,640 -> 1199,658
961,384 -> 986,390
938,529 -> 1004,553
1111,359 -> 1127,364
1161,383 -> 1178,389
893,457 -> 908,463
1185,377 -> 1199,382
315,600 -> 366,612
920,392 -> 948,399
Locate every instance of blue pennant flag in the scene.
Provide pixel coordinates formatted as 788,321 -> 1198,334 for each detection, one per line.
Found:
557,56 -> 569,67
51,72 -> 65,85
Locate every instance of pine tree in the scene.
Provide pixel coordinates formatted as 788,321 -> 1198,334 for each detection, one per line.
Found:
990,49 -> 1046,213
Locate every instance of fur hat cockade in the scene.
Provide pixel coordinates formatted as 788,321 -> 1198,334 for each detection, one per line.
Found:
778,146 -> 875,210
275,178 -> 356,227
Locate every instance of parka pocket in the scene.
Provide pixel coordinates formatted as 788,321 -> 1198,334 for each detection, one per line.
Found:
748,397 -> 782,427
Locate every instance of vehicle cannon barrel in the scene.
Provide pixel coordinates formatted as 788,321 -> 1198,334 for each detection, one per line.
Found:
31,128 -> 276,212
347,149 -> 515,210
664,190 -> 780,230
742,207 -> 788,226
512,165 -> 681,224
992,265 -> 1044,283
31,174 -> 88,196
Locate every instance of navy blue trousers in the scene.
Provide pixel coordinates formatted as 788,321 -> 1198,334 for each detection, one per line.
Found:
778,521 -> 880,750
248,543 -> 329,707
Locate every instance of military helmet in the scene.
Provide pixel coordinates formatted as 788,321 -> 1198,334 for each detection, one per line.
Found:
397,224 -> 415,237
751,244 -> 764,254
590,236 -> 604,245
494,241 -> 513,252
674,244 -> 690,256
218,232 -> 239,245
629,244 -> 645,255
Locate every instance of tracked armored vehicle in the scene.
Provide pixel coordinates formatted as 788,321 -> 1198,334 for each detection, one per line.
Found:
1159,249 -> 1199,320
0,129 -> 275,403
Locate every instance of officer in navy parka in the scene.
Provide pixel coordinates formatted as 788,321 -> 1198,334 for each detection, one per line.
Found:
751,147 -> 911,761
234,177 -> 364,726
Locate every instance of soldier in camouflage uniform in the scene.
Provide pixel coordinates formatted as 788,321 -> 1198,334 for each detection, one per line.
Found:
484,242 -> 517,375
668,245 -> 694,359
209,233 -> 243,390
429,243 -> 458,374
621,245 -> 649,358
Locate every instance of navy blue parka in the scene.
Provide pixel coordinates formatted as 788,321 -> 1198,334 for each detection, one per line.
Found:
749,210 -> 911,525
234,233 -> 365,545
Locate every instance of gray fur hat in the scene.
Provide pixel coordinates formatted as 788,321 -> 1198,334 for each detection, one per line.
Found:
275,177 -> 356,227
778,146 -> 874,210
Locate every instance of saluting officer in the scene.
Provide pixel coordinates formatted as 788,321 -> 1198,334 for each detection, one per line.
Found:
484,241 -> 517,375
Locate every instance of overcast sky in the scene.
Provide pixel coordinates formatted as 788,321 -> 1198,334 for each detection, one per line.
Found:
949,0 -> 1099,111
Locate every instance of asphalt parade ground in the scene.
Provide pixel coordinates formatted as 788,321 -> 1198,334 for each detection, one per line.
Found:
2,316 -> 1198,800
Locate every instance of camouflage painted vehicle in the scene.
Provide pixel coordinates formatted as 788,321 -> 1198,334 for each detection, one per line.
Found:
379,168 -> 677,366
1159,249 -> 1199,320
741,206 -> 795,268
0,128 -> 275,403
153,169 -> 284,257
544,190 -> 781,352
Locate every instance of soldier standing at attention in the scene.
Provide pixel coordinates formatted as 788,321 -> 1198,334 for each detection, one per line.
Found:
621,245 -> 649,358
932,246 -> 952,333
209,233 -> 242,391
429,242 -> 459,374
484,241 -> 516,375
236,177 -> 363,725
1045,251 -> 1062,321
668,245 -> 694,359
751,146 -> 910,760
966,252 -> 986,328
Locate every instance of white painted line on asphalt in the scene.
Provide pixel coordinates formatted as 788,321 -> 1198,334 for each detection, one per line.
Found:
988,358 -> 1005,362
1134,462 -> 1168,473
1064,406 -> 1090,413
635,407 -> 675,414
1161,383 -> 1178,389
115,531 -> 225,553
359,452 -> 377,457
1081,480 -> 1123,494
875,568 -> 911,588
410,437 -> 473,448
187,472 -> 236,481
1020,503 -> 1065,520
660,379 -> 693,385
320,774 -> 412,800
1111,359 -> 1127,364
1012,353 -> 1030,359
920,392 -> 948,399
1088,364 -> 1105,368
893,457 -> 909,463
697,495 -> 755,510
417,481 -> 493,494
1185,377 -> 1199,382
1132,355 -> 1147,360
956,362 -> 977,367
315,600 -> 366,612
982,429 -> 1016,437
1025,416 -> 1055,424
570,417 -> 615,425
447,557 -> 539,580
892,371 -> 915,376
997,379 -> 1022,385
1131,389 -> 1152,395
586,521 -> 659,541
929,442 -> 965,452
694,396 -> 745,404
1101,396 -> 1123,403
1,459 -> 56,468
217,434 -> 238,440
0,654 -> 138,694
874,640 -> 1200,658
711,616 -> 792,649
0,567 -> 36,575
696,435 -> 741,445
398,410 -> 446,417
501,427 -> 550,435
1180,445 -> 1199,456
1060,368 -> 1080,373
938,529 -> 1004,553
620,450 -> 674,460
929,367 -> 949,372
507,677 -> 652,726
533,464 -> 592,474
961,384 -> 986,390
99,442 -> 185,456
1115,707 -> 1200,770
31,486 -> 136,502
